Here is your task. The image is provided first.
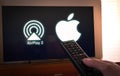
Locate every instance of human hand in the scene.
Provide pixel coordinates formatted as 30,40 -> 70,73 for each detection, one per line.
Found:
82,58 -> 120,76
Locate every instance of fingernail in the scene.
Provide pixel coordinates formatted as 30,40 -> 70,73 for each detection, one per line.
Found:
83,58 -> 92,62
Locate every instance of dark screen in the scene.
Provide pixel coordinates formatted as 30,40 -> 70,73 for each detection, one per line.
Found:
2,6 -> 94,61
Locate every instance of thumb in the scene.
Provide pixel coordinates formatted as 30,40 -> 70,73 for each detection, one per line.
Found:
82,58 -> 106,72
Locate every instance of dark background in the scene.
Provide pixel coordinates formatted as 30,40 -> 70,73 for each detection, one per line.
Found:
2,6 -> 94,61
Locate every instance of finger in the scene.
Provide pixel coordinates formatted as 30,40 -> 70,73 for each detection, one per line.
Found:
82,58 -> 107,71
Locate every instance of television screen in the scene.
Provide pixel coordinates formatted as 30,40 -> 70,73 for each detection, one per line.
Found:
2,6 -> 94,62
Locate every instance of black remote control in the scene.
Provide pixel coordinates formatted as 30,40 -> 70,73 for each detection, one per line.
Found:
61,40 -> 103,76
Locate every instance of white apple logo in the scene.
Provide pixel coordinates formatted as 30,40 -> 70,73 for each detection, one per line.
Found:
55,13 -> 81,41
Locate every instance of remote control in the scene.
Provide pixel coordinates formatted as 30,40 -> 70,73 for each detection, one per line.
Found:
61,40 -> 103,76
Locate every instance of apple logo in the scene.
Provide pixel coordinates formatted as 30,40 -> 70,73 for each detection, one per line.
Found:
55,13 -> 81,41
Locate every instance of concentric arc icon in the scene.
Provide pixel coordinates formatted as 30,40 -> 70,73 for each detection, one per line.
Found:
23,20 -> 44,39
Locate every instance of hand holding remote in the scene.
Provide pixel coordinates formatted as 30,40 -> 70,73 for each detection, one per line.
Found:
83,58 -> 120,76
61,40 -> 103,76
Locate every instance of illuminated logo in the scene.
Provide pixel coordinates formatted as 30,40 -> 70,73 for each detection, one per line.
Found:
23,20 -> 44,45
55,13 -> 81,41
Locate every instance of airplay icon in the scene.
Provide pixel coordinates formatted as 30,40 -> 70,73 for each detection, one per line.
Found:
55,13 -> 81,41
23,20 -> 44,45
